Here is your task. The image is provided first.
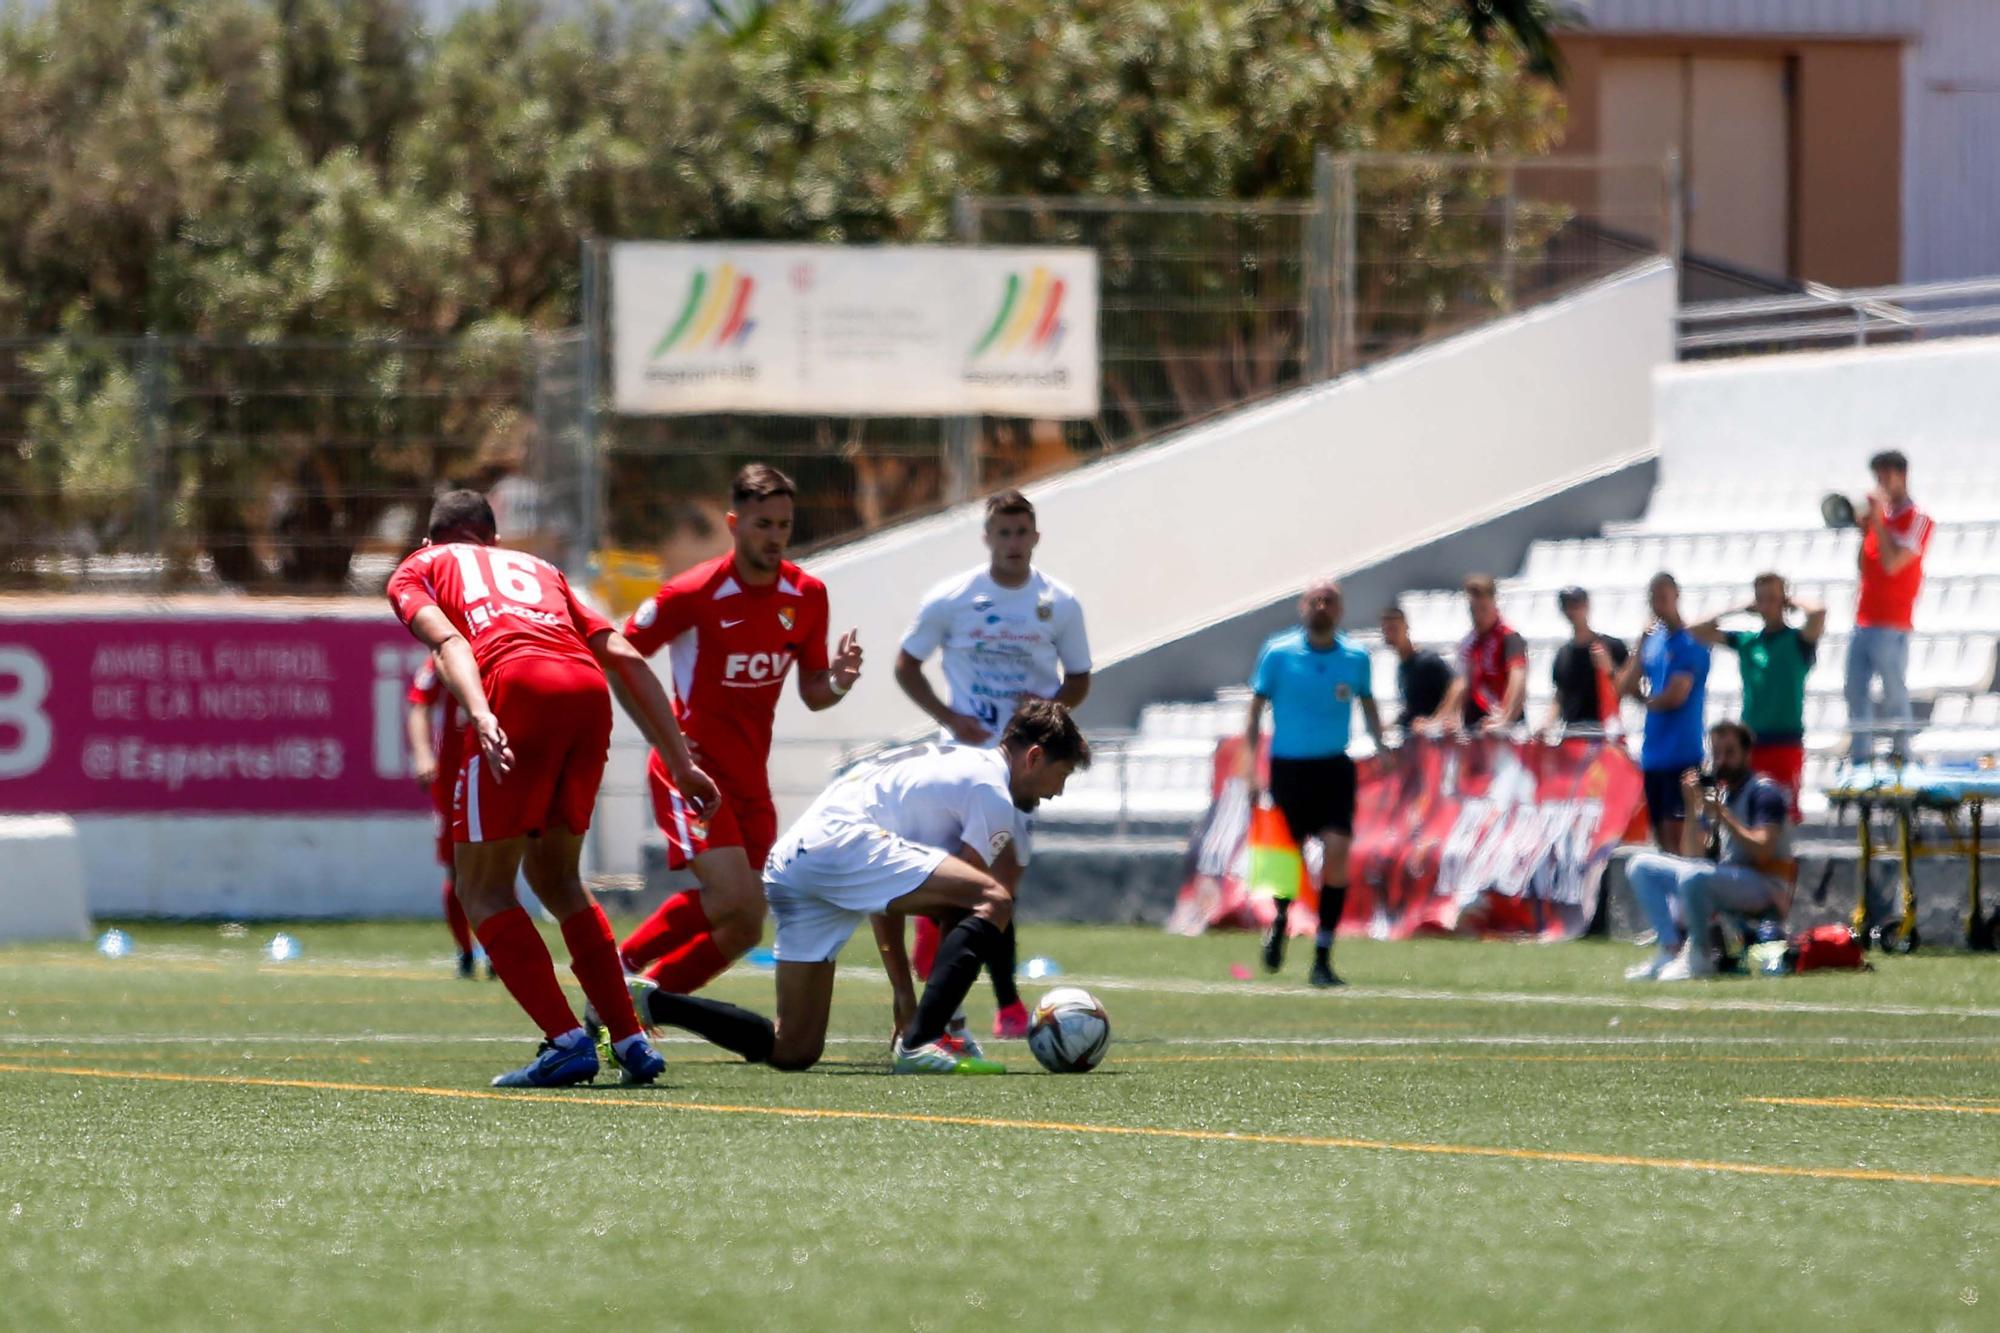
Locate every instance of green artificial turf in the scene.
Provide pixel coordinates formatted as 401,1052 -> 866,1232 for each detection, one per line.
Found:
2,922 -> 1995,1331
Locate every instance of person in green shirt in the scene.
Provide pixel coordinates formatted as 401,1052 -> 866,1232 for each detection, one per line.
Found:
1692,572 -> 1825,818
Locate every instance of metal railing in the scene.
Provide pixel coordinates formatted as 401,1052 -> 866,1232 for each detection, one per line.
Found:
1678,277 -> 2000,358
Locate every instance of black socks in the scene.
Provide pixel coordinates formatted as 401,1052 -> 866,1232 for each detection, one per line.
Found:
646,991 -> 775,1065
1315,885 -> 1347,959
904,915 -> 1004,1050
988,919 -> 1021,1009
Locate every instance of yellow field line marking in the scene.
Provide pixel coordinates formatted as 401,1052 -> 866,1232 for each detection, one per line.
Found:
1750,1095 -> 2000,1116
1127,1052 -> 2000,1066
2,1062 -> 1995,1191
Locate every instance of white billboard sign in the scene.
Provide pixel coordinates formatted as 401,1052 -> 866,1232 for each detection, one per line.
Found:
610,242 -> 1098,418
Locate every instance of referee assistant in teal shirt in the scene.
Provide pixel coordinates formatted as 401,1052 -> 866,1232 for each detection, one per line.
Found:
1244,577 -> 1386,988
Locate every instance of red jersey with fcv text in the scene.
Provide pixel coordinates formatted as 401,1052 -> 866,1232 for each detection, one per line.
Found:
387,542 -> 611,678
623,554 -> 830,800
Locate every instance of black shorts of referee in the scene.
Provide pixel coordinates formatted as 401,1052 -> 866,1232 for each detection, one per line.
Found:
1267,753 -> 1358,842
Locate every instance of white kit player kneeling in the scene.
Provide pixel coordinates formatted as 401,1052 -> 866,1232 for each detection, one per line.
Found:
629,699 -> 1091,1074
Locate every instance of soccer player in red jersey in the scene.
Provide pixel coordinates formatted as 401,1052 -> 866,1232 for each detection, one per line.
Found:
404,660 -> 481,977
613,464 -> 864,996
387,489 -> 718,1088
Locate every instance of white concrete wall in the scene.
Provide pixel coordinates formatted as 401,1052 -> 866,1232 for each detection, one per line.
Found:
75,815 -> 440,918
1652,335 -> 2000,489
0,815 -> 91,941
586,260 -> 1676,862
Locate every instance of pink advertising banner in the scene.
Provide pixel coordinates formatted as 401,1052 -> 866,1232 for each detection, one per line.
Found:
0,615 -> 436,815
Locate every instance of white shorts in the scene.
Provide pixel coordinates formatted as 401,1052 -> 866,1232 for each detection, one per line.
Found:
763,818 -> 948,963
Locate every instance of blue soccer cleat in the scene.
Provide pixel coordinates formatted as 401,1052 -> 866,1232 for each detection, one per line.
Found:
491,1034 -> 600,1088
611,1034 -> 667,1087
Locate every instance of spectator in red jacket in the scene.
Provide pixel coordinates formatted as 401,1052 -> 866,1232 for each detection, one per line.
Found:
1432,574 -> 1527,734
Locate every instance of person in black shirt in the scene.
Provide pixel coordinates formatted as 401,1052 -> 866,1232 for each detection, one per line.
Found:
1541,587 -> 1629,735
1379,604 -> 1454,731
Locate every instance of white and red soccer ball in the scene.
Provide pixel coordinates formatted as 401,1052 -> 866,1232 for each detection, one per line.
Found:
1026,986 -> 1111,1073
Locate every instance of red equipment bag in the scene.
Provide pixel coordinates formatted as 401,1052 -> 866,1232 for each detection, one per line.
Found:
1793,924 -> 1867,972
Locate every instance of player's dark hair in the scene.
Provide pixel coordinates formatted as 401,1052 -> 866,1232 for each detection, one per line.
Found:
1649,570 -> 1679,593
427,489 -> 497,543
1380,604 -> 1407,623
1752,571 -> 1786,593
985,489 -> 1035,525
1869,449 -> 1909,475
1709,719 -> 1756,752
1003,698 -> 1090,769
1462,574 -> 1497,599
732,463 -> 796,507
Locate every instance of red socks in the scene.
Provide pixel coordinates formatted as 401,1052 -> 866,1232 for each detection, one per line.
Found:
912,915 -> 940,981
475,907 -> 579,1041
620,890 -> 708,971
561,904 -> 642,1043
443,879 -> 473,955
643,930 -> 732,994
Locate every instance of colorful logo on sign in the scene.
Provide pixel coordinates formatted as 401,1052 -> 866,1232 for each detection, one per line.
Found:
970,266 -> 1068,359
651,264 -> 756,357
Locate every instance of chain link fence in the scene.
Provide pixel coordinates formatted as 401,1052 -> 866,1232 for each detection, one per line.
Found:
0,154 -> 1674,593
0,333 -> 592,594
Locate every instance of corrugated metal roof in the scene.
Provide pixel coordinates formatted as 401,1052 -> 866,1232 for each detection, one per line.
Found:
1566,0 -> 1922,35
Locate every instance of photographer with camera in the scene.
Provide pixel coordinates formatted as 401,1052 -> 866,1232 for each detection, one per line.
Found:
1622,720 -> 1796,982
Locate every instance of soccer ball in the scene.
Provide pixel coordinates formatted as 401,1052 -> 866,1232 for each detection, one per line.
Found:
1026,986 -> 1111,1073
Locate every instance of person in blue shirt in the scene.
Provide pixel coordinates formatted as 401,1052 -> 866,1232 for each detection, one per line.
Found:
1243,576 -> 1385,988
1616,572 -> 1711,852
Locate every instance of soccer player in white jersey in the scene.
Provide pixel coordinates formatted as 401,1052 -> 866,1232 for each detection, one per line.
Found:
893,490 -> 1092,1039
632,700 -> 1089,1074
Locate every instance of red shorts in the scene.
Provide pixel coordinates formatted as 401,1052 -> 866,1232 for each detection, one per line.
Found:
452,658 -> 612,844
648,750 -> 777,874
1750,741 -> 1805,822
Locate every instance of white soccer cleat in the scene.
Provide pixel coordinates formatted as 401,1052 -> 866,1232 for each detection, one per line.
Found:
893,1038 -> 1004,1075
584,972 -> 661,1043
624,972 -> 660,1033
1654,949 -> 1714,982
1624,952 -> 1675,982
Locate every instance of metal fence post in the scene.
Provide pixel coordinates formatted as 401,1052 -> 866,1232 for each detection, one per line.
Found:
1333,155 -> 1359,375
943,194 -> 981,506
1662,150 -> 1684,278
140,333 -> 163,582
1305,149 -> 1337,383
577,238 -> 603,574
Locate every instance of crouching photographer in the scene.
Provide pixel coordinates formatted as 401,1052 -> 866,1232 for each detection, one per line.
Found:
1624,720 -> 1796,982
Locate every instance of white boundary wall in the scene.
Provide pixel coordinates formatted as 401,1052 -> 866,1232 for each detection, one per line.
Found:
1653,336 -> 2000,488
0,815 -> 91,941
74,815 -> 437,919
591,260 -> 1672,854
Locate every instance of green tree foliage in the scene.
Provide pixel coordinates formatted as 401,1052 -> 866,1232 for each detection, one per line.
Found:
0,0 -> 1563,585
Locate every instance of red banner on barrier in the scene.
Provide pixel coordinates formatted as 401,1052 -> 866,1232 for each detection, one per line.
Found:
0,615 -> 435,815
1168,734 -> 1644,941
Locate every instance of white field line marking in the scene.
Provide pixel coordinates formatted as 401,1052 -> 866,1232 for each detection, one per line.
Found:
13,945 -> 2000,1022
3,1032 -> 1998,1049
827,966 -> 2000,1022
